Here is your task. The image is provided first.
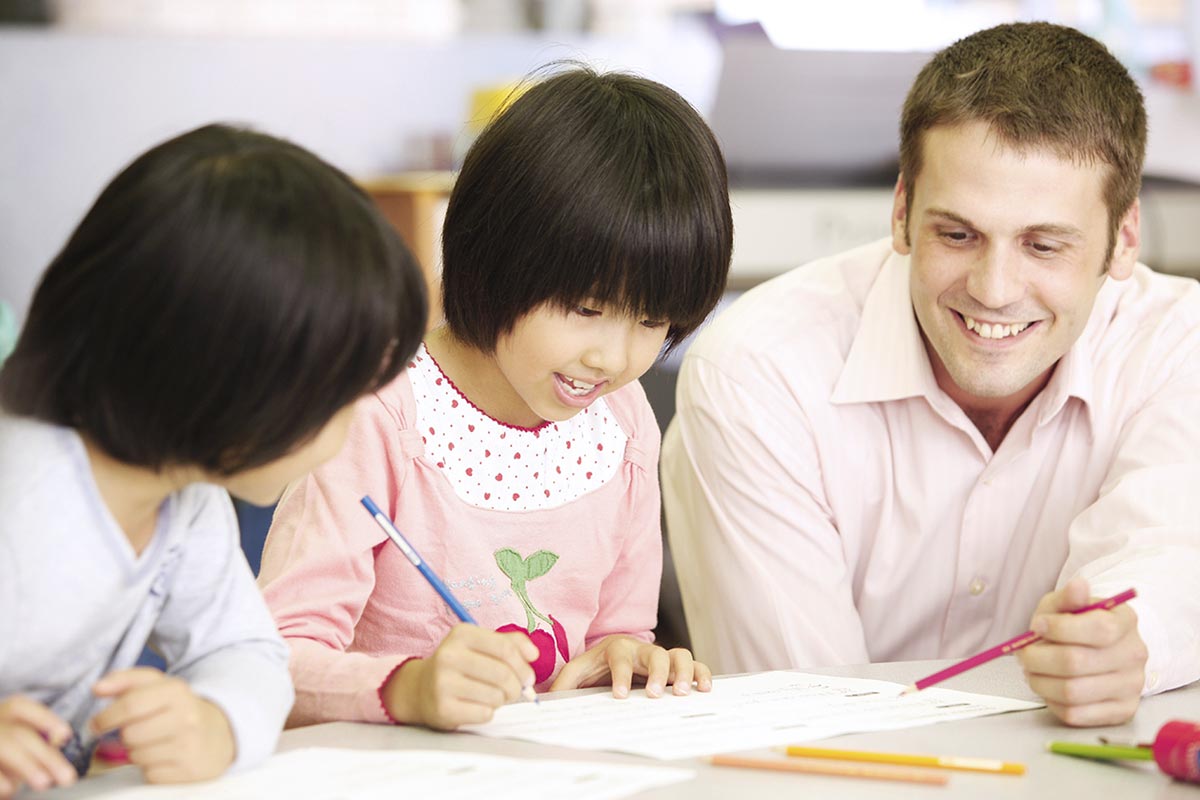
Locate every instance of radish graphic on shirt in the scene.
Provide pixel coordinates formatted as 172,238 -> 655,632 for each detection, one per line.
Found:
493,548 -> 570,683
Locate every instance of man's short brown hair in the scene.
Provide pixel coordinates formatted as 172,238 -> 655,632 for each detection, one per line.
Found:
899,22 -> 1147,254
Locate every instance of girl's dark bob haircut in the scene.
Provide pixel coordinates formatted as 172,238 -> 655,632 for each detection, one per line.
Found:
442,66 -> 732,351
0,124 -> 427,475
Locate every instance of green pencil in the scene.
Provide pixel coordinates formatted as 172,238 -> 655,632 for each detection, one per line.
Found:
1047,741 -> 1154,761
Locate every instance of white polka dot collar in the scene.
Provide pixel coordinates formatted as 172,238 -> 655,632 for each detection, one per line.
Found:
407,344 -> 627,512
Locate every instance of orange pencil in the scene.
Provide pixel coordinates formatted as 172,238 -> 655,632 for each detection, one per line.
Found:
781,745 -> 1025,775
710,754 -> 949,786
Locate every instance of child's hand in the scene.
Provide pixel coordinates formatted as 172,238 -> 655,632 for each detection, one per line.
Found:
0,695 -> 76,798
90,668 -> 236,784
550,635 -> 713,698
381,624 -> 538,730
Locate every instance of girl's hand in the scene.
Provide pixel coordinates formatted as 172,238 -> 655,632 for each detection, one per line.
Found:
90,668 -> 235,784
382,624 -> 539,730
0,695 -> 76,798
550,635 -> 714,698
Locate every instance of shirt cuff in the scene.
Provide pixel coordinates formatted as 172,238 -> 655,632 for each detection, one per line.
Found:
376,657 -> 420,725
186,651 -> 294,772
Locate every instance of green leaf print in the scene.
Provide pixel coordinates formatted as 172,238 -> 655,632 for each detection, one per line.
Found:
494,548 -> 527,584
523,550 -> 558,580
494,547 -> 560,634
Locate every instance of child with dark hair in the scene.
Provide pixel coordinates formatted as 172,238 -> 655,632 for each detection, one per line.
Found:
0,124 -> 427,796
258,67 -> 733,730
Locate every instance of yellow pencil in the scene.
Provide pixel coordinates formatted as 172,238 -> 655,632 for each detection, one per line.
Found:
711,754 -> 949,786
782,745 -> 1026,775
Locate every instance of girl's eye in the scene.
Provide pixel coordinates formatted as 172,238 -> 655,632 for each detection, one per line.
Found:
641,319 -> 668,329
574,306 -> 601,317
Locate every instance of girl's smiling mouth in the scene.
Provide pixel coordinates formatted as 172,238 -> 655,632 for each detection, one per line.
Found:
554,373 -> 606,405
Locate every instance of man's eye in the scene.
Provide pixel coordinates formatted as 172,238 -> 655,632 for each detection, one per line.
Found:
939,231 -> 973,244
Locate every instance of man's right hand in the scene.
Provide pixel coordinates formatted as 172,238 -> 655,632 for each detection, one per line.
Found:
380,624 -> 538,730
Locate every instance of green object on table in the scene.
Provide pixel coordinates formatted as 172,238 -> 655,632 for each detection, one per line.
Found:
1047,741 -> 1154,761
0,301 -> 16,366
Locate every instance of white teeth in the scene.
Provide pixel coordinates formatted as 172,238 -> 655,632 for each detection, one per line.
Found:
560,376 -> 596,396
963,315 -> 1031,340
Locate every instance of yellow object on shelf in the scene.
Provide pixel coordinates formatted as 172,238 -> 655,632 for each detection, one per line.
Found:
467,83 -> 525,131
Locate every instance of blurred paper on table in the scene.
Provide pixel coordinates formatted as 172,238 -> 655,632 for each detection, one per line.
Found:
464,671 -> 1043,760
82,748 -> 694,799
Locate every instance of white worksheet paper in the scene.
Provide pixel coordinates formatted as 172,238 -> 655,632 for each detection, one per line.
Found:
85,748 -> 694,800
463,671 -> 1044,760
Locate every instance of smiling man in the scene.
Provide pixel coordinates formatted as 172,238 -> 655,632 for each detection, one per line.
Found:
663,22 -> 1200,726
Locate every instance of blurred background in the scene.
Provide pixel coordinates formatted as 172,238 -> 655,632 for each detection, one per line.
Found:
2,0 -> 1197,646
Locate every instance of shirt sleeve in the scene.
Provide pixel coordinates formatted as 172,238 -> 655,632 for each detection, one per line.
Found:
0,532 -> 17,677
149,490 -> 292,772
1058,331 -> 1200,695
256,392 -> 414,725
583,388 -> 662,649
662,353 -> 870,675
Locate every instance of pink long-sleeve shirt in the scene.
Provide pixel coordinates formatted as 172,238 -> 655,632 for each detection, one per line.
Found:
258,346 -> 662,725
663,239 -> 1200,694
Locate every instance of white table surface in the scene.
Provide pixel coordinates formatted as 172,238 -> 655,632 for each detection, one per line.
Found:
37,658 -> 1200,798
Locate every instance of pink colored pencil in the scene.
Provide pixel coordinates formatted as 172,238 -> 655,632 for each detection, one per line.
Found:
904,588 -> 1137,693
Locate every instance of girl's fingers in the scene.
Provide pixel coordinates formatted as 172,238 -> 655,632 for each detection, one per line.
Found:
448,626 -> 538,691
445,665 -> 514,709
694,661 -> 714,692
608,647 -> 636,699
548,657 -> 586,692
491,630 -> 540,666
639,646 -> 671,698
667,649 -> 695,695
420,673 -> 509,731
441,647 -> 527,704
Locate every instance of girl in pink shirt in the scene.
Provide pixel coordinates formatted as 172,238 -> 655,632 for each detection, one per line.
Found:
258,67 -> 733,730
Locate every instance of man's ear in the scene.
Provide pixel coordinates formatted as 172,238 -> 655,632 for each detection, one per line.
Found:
1106,199 -> 1140,281
892,175 -> 911,256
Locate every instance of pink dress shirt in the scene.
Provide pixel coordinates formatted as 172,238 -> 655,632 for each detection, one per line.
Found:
663,239 -> 1200,694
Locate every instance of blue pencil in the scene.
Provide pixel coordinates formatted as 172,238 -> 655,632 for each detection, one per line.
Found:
359,495 -> 537,703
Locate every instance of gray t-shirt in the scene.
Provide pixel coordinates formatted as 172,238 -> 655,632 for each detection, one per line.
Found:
0,412 -> 293,773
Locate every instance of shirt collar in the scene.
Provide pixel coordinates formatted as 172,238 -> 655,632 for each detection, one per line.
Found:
830,248 -> 938,405
1033,279 -> 1114,432
830,247 -> 1101,431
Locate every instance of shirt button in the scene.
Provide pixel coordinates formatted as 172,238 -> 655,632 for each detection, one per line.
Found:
1147,671 -> 1160,691
969,578 -> 987,596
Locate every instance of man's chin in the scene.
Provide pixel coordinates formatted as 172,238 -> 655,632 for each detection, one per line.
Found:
946,365 -> 1044,401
